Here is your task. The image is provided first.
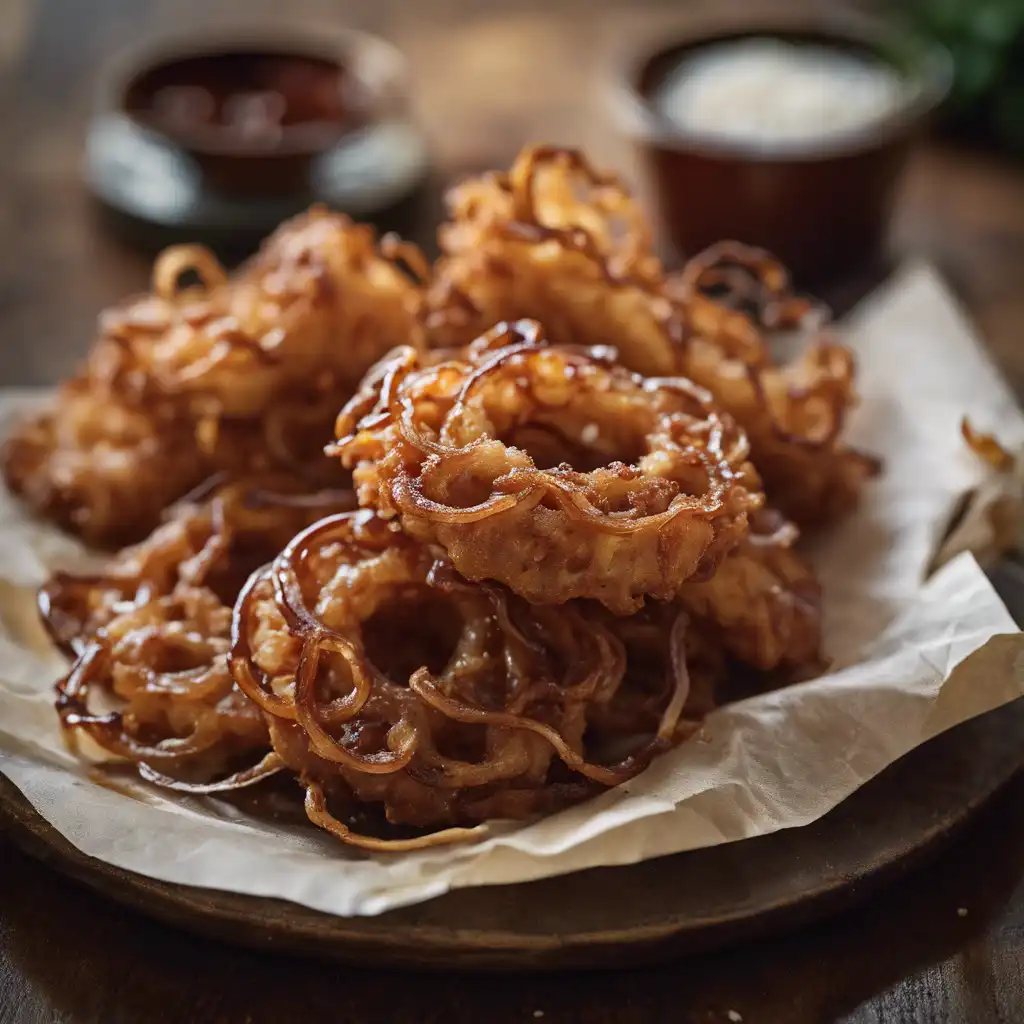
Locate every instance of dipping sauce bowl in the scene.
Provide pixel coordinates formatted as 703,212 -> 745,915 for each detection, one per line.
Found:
614,15 -> 952,285
87,26 -> 428,253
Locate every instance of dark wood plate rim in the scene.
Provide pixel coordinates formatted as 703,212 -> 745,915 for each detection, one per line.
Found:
2,699 -> 1021,971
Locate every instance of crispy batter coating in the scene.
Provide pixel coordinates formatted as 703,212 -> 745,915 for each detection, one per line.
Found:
334,321 -> 761,614
2,384 -> 206,545
678,509 -> 823,673
423,146 -> 877,526
99,208 -> 424,417
667,253 -> 879,526
3,208 -> 424,545
230,510 -> 705,848
424,145 -> 675,375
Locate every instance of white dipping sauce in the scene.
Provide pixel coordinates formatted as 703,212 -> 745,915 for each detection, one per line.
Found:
655,39 -> 905,148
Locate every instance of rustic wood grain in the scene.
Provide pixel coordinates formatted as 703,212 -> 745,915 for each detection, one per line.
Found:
2,772 -> 1024,1024
4,696 -> 1022,975
1,0 -> 1023,1020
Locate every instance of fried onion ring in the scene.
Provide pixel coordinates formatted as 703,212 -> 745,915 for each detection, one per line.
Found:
333,321 -> 762,613
46,476 -> 354,791
229,510 -> 708,843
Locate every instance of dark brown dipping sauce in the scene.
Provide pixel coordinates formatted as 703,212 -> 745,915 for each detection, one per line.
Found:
124,50 -> 360,150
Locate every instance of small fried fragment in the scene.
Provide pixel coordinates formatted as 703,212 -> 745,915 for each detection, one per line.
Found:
962,417 -> 1015,472
929,420 -> 1022,574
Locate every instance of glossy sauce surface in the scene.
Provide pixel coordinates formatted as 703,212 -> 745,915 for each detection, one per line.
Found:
125,51 -> 359,150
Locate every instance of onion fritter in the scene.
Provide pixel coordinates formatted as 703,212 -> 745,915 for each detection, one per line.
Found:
46,476 -> 355,792
425,145 -> 676,375
423,145 -> 877,526
3,208 -> 424,545
334,321 -> 762,614
100,208 -> 424,418
231,510 -> 706,849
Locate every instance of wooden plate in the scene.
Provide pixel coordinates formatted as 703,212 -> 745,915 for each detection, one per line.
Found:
2,699 -> 1022,971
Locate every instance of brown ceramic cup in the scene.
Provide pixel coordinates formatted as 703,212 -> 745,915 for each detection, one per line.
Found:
613,15 -> 952,286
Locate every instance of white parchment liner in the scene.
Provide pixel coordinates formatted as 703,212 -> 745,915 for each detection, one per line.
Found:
1,263 -> 1022,917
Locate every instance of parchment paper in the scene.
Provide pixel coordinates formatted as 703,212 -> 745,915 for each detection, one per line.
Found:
1,263 -> 1022,918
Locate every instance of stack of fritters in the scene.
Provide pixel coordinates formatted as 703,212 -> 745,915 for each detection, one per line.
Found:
4,147 -> 875,850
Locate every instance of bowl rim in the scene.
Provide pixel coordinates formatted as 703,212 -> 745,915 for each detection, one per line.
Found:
94,22 -> 410,160
610,12 -> 954,162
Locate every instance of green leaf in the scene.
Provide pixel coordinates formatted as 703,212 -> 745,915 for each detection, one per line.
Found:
918,0 -> 975,36
990,80 -> 1024,150
950,39 -> 1003,102
971,1 -> 1024,46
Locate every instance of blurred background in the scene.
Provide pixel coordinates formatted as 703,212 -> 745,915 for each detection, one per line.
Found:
0,0 -> 1021,390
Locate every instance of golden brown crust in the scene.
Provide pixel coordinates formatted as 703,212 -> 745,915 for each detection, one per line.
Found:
678,510 -> 823,673
21,145 -> 849,852
3,208 -> 424,545
2,384 -> 206,546
230,510 -> 705,841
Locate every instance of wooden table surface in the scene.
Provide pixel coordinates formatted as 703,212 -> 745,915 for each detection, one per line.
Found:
1,1 -> 1023,1021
